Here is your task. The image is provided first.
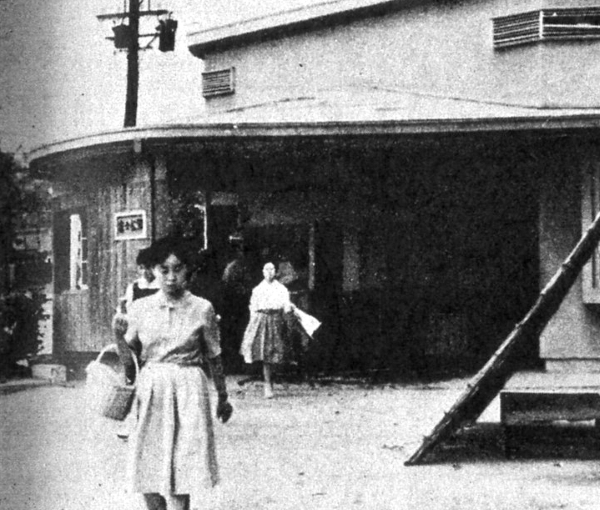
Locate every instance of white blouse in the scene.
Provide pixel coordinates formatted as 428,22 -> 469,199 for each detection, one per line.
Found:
125,290 -> 221,366
249,280 -> 292,313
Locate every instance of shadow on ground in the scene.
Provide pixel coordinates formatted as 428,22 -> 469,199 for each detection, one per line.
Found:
428,422 -> 600,464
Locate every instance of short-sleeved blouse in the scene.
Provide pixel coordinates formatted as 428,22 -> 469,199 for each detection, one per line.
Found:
249,279 -> 291,312
125,290 -> 221,366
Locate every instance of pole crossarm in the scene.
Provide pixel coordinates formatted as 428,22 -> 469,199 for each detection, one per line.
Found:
96,9 -> 168,20
105,33 -> 158,41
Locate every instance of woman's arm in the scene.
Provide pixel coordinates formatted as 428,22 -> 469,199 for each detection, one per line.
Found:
248,287 -> 258,312
112,300 -> 142,383
112,312 -> 137,383
281,284 -> 293,313
208,355 -> 233,422
204,302 -> 233,422
208,354 -> 227,402
204,304 -> 227,400
124,283 -> 134,312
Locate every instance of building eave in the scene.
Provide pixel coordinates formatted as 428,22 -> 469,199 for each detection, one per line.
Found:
26,114 -> 600,170
187,0 -> 419,58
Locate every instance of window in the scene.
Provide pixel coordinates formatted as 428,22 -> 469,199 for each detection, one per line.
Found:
202,67 -> 235,98
493,8 -> 600,49
69,214 -> 88,290
582,158 -> 600,304
54,209 -> 88,292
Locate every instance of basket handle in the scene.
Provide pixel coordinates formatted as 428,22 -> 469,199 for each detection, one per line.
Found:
97,343 -> 140,381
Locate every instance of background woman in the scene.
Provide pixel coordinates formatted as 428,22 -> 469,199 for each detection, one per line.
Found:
240,262 -> 292,398
123,247 -> 160,311
113,236 -> 232,510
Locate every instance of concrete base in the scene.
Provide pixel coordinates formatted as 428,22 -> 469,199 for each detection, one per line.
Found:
545,360 -> 600,373
505,370 -> 600,390
31,363 -> 67,383
0,378 -> 51,395
501,370 -> 600,458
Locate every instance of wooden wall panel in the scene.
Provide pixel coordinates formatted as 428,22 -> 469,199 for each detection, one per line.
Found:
53,157 -> 157,353
55,291 -> 92,352
87,187 -> 114,350
154,155 -> 171,238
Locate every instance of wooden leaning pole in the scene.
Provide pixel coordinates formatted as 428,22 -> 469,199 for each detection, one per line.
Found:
405,210 -> 600,466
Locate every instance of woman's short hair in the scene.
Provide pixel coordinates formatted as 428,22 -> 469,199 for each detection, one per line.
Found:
145,236 -> 198,268
135,247 -> 151,267
263,261 -> 275,270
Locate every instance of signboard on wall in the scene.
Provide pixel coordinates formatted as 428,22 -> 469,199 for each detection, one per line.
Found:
114,210 -> 147,240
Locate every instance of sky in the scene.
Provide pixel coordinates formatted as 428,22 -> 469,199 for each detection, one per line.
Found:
0,0 -> 321,156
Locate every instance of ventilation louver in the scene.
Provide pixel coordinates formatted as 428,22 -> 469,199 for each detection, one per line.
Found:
493,8 -> 600,49
493,11 -> 540,49
202,68 -> 235,98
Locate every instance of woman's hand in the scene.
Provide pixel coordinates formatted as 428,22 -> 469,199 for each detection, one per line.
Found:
112,313 -> 128,338
216,398 -> 233,423
208,355 -> 232,422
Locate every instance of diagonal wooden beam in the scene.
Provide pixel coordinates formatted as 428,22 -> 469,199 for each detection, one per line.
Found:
405,209 -> 600,466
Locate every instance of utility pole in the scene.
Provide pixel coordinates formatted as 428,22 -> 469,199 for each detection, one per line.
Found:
97,1 -> 177,128
125,0 -> 140,128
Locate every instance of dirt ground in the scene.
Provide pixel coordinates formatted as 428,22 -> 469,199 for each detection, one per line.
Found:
2,376 -> 600,510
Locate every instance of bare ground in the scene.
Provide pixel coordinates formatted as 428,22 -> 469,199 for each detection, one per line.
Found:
2,376 -> 600,510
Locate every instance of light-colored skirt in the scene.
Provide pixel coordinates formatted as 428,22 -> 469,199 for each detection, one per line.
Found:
128,362 -> 218,496
240,310 -> 290,364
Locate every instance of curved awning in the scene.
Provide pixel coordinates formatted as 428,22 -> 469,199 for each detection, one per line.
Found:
27,87 -> 600,168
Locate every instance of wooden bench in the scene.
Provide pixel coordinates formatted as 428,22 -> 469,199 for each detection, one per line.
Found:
500,372 -> 600,458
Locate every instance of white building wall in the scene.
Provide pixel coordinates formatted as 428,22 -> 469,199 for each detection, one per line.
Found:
196,0 -> 600,114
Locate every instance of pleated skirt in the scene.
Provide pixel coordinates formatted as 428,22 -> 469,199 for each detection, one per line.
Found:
240,310 -> 288,364
128,362 -> 219,496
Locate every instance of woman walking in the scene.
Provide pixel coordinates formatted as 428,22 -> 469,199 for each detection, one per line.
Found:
240,262 -> 293,398
114,236 -> 232,510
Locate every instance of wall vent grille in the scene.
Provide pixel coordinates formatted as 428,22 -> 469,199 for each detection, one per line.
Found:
202,67 -> 235,98
493,8 -> 600,49
493,11 -> 540,48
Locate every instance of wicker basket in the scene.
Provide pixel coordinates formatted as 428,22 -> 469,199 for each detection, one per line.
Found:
85,343 -> 139,421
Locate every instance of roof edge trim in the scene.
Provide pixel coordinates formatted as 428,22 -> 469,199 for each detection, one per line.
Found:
27,115 -> 600,167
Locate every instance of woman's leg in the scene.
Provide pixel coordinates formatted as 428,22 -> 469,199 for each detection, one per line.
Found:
167,494 -> 190,510
263,362 -> 274,398
143,493 -> 166,510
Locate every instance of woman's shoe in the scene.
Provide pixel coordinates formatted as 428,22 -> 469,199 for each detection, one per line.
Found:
264,385 -> 274,399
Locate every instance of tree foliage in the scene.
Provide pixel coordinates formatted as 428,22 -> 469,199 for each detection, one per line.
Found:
0,153 -> 50,288
0,152 -> 24,292
0,151 -> 51,370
